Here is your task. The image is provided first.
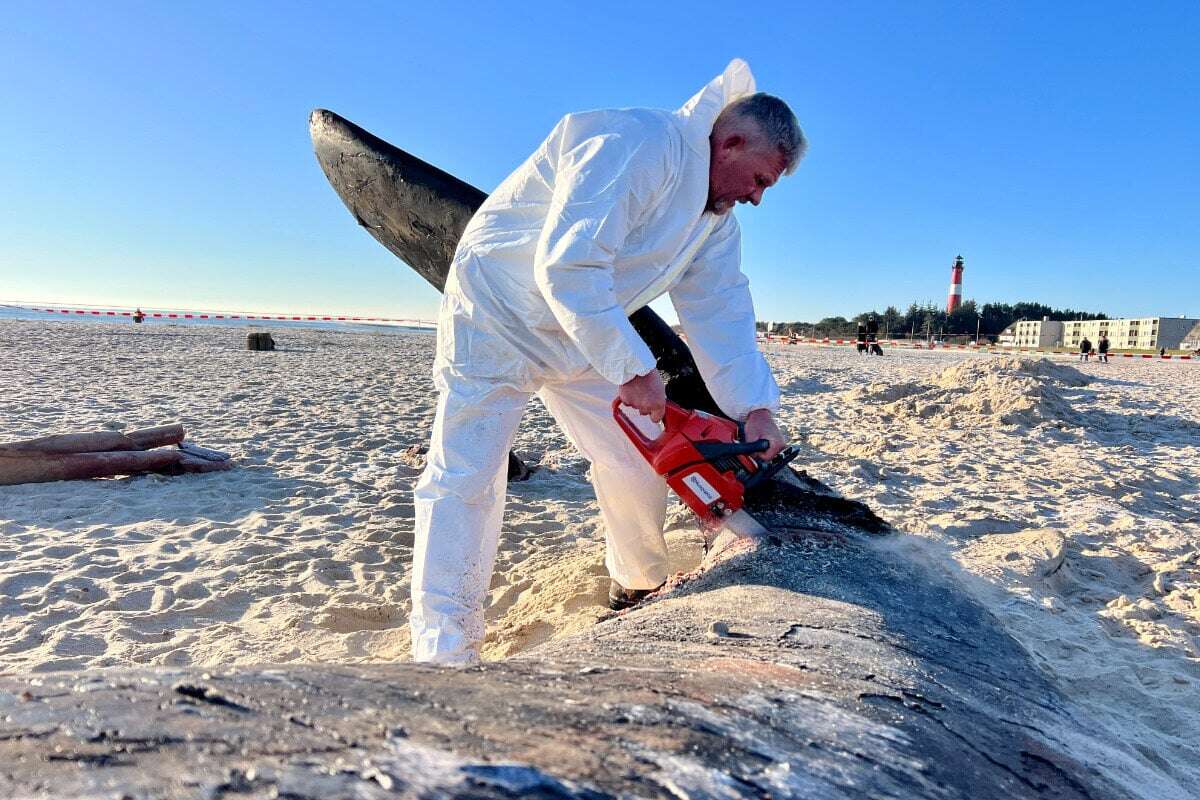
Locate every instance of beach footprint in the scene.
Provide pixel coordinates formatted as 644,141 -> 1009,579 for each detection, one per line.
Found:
315,602 -> 401,633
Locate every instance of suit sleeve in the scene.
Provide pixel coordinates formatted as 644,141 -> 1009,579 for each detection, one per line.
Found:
533,126 -> 668,386
669,213 -> 780,419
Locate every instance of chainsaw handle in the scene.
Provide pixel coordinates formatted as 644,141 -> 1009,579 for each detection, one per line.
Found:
694,439 -> 770,460
611,398 -> 691,458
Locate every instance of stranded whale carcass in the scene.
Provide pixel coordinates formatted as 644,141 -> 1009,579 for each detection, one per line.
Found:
0,110 -> 1167,800
308,108 -> 886,539
0,520 -> 1160,798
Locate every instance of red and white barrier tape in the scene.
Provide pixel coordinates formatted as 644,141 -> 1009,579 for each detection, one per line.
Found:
10,303 -> 434,327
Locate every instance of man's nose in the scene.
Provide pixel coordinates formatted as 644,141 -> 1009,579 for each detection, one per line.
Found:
748,188 -> 764,206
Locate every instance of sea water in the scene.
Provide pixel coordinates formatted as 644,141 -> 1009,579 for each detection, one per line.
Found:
0,304 -> 434,336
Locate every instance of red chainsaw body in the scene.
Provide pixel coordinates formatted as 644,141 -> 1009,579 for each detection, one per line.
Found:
612,400 -> 759,528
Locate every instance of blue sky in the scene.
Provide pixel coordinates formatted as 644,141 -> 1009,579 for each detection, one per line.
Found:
2,1 -> 1197,322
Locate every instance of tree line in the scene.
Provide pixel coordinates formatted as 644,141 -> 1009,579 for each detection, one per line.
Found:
758,301 -> 1108,341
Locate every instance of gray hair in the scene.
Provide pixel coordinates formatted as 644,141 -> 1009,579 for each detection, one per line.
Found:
719,93 -> 807,175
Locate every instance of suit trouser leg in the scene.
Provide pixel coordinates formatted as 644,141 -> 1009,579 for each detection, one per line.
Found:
410,374 -> 528,664
538,376 -> 670,591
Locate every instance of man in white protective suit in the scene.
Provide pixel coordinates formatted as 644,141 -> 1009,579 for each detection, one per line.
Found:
411,59 -> 807,664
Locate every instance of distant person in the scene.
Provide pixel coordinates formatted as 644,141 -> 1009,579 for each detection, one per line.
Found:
1079,336 -> 1092,362
855,322 -> 868,354
133,308 -> 145,324
1097,333 -> 1109,363
1159,347 -> 1167,358
865,315 -> 883,356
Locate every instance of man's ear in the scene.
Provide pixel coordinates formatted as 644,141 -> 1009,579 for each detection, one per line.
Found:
719,133 -> 745,154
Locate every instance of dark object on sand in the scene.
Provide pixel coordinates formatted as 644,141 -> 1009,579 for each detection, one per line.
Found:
625,304 -> 724,415
309,109 -> 833,501
0,529 -> 1157,798
247,332 -> 276,351
505,451 -> 532,481
0,424 -> 231,485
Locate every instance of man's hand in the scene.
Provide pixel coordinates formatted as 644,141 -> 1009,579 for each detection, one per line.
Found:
619,370 -> 667,423
744,408 -> 786,460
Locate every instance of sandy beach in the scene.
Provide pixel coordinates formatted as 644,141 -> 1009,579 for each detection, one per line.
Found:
1,319 -> 1197,787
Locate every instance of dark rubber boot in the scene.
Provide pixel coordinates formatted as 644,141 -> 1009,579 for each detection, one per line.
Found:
607,580 -> 664,612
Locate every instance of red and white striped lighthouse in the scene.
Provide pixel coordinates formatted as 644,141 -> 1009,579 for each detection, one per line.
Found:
946,255 -> 965,314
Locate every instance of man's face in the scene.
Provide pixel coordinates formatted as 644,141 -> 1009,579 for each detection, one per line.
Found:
706,132 -> 787,215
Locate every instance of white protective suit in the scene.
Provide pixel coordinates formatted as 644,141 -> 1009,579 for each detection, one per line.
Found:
411,59 -> 782,664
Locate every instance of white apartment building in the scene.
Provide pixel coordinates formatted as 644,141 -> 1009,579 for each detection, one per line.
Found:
1000,317 -> 1199,351
1002,319 -> 1063,348
1061,317 -> 1199,351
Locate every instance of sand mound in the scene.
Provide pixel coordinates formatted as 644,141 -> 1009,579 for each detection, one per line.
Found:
940,356 -> 1089,387
842,380 -> 925,404
847,357 -> 1090,428
958,528 -> 1068,584
482,527 -> 706,660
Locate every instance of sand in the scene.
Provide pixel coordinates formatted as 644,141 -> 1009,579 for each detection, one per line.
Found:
1,319 -> 1197,787
0,320 -> 706,672
785,347 -> 1200,783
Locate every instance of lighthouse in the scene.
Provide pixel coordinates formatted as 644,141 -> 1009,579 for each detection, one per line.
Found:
946,255 -> 965,314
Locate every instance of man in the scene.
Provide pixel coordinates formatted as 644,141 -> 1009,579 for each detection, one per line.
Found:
1097,332 -> 1109,363
1080,336 -> 1092,362
410,59 -> 806,665
865,314 -> 883,356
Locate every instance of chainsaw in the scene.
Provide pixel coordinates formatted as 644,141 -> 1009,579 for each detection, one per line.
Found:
612,399 -> 799,540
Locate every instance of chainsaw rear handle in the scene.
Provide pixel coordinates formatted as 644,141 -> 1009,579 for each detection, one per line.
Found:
612,399 -> 770,459
612,398 -> 690,458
